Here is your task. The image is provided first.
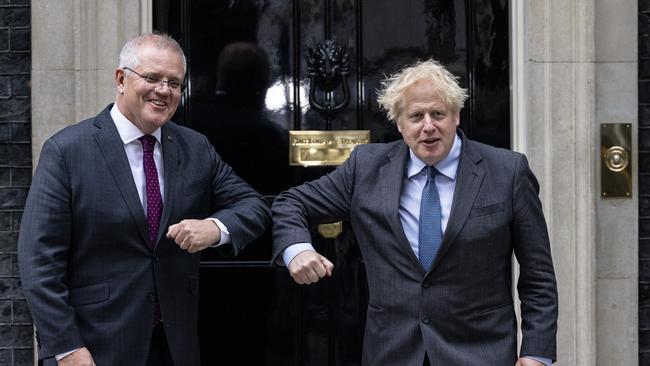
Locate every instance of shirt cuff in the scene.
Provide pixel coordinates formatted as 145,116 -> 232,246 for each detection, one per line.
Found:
280,243 -> 315,266
207,218 -> 230,246
56,348 -> 80,361
526,356 -> 552,366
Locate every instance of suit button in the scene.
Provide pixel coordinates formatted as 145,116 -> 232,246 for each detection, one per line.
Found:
422,317 -> 430,324
422,282 -> 430,289
148,293 -> 156,303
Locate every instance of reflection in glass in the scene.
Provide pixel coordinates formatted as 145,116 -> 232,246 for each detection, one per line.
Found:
265,80 -> 288,112
193,42 -> 291,195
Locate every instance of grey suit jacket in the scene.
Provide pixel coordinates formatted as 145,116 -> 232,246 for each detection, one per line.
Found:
18,105 -> 271,366
272,132 -> 558,366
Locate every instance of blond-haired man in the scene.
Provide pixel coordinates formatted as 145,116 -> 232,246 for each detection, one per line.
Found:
272,60 -> 557,366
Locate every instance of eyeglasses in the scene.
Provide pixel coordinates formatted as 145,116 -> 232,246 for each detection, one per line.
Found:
122,67 -> 187,94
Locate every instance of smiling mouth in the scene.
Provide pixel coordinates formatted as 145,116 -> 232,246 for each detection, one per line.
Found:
149,99 -> 167,107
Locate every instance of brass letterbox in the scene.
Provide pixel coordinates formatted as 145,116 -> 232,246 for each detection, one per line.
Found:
290,130 -> 370,238
289,130 -> 370,166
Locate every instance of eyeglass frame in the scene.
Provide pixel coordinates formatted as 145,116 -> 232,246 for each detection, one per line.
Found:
122,67 -> 187,94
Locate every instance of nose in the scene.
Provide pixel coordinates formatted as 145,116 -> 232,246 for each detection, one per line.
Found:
422,114 -> 435,131
154,81 -> 172,95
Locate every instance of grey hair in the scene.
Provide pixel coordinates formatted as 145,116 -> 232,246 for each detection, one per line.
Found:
118,33 -> 187,74
376,59 -> 468,122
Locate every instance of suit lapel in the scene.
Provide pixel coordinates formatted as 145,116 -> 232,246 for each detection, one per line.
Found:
92,106 -> 151,248
380,142 -> 425,272
157,124 -> 178,247
430,135 -> 484,270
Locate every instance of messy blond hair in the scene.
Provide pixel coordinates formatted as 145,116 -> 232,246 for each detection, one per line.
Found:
376,59 -> 468,122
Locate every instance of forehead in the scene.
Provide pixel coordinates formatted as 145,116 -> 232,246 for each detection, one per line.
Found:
402,80 -> 449,111
136,44 -> 185,78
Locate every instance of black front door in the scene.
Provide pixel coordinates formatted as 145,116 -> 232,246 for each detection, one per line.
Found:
154,1 -> 509,365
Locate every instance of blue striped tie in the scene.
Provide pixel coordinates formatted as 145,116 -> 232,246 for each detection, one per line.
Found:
418,166 -> 442,271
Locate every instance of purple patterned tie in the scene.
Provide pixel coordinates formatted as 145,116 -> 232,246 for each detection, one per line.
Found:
139,135 -> 163,248
139,135 -> 163,325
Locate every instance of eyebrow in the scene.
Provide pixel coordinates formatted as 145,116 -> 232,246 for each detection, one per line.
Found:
141,71 -> 183,81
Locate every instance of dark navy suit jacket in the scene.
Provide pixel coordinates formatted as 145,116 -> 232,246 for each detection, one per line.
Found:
272,132 -> 557,366
18,105 -> 270,366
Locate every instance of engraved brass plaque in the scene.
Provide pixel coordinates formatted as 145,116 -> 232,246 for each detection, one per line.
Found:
289,130 -> 370,166
601,123 -> 632,198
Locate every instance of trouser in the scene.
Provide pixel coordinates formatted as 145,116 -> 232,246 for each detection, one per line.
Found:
147,323 -> 174,366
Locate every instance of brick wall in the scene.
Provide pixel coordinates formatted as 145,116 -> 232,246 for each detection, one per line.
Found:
0,0 -> 33,365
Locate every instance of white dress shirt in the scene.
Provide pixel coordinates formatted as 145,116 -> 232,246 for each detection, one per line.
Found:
111,105 -> 166,210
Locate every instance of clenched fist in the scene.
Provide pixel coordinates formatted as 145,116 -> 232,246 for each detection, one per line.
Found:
167,219 -> 221,253
288,250 -> 334,284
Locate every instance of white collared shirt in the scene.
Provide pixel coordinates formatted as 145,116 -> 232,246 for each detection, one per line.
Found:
110,104 -> 165,211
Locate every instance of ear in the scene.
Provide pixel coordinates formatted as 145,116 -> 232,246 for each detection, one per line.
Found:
115,69 -> 126,93
454,112 -> 460,127
395,118 -> 404,134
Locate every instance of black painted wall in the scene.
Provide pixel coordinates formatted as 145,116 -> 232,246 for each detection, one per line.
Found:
641,1 -> 650,365
0,0 -> 32,365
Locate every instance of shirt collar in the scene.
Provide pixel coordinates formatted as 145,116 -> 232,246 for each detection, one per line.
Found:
110,103 -> 162,145
406,133 -> 462,180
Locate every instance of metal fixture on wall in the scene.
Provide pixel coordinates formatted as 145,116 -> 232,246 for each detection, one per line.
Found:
601,123 -> 632,197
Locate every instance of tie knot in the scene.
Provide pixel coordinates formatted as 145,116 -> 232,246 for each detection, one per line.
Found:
426,166 -> 439,181
139,135 -> 157,151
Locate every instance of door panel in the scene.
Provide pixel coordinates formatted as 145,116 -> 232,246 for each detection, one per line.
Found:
154,1 -> 509,364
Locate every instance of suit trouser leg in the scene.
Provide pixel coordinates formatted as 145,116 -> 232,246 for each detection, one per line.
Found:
147,323 -> 174,366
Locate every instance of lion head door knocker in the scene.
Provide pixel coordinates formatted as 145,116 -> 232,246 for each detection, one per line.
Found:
307,40 -> 350,124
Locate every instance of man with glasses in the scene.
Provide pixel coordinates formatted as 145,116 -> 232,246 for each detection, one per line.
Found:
18,33 -> 270,366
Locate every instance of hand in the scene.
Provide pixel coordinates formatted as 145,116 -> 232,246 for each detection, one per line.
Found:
167,219 -> 221,253
58,347 -> 95,366
287,250 -> 334,284
515,357 -> 545,366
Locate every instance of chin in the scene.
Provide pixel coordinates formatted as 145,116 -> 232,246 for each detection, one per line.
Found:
421,153 -> 442,165
148,114 -> 171,126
